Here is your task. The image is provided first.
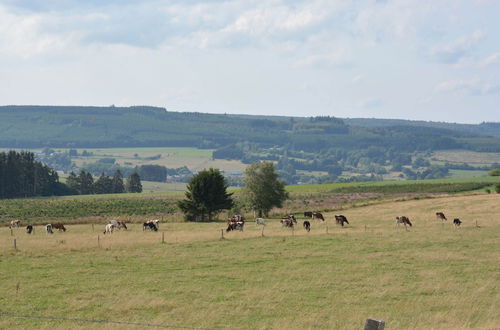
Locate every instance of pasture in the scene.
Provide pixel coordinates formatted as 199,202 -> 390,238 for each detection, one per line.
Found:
1,194 -> 499,329
68,147 -> 247,173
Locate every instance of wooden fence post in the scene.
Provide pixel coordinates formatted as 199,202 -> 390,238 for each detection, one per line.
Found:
326,225 -> 329,234
97,235 -> 100,247
161,232 -> 165,244
13,239 -> 17,250
92,224 -> 94,232
261,226 -> 265,237
220,229 -> 224,240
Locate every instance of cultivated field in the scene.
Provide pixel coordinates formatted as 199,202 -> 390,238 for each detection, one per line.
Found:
1,194 -> 499,329
69,147 -> 247,172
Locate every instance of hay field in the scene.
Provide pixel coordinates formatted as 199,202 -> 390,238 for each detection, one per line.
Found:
69,147 -> 247,172
1,194 -> 499,329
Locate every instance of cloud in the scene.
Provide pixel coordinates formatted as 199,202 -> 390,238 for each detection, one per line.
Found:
480,52 -> 500,67
429,30 -> 486,63
434,78 -> 500,95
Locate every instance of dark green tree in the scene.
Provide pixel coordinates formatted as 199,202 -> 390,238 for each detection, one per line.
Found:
243,162 -> 288,217
66,171 -> 80,193
126,172 -> 142,193
178,168 -> 233,221
94,173 -> 113,194
79,170 -> 94,194
112,169 -> 125,193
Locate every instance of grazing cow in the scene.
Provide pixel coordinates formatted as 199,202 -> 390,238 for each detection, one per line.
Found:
436,212 -> 447,221
104,223 -> 115,234
10,220 -> 21,228
304,211 -> 313,218
255,218 -> 266,226
45,224 -> 54,234
52,223 -> 66,232
281,215 -> 295,228
453,218 -> 462,227
312,212 -> 325,221
396,216 -> 412,227
109,220 -> 128,230
227,216 -> 245,232
334,215 -> 350,227
303,220 -> 311,232
143,222 -> 158,232
26,225 -> 34,234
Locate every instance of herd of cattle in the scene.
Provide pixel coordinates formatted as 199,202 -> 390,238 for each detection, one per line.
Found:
7,211 -> 464,235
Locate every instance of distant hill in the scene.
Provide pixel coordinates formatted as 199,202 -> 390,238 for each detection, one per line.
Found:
343,118 -> 500,138
3,105 -> 500,184
1,105 -> 499,151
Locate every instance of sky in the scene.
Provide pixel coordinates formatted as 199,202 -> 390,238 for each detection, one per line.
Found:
1,0 -> 499,123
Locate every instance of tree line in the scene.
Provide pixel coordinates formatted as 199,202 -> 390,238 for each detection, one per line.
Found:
65,170 -> 142,195
0,150 -> 71,198
0,150 -> 144,199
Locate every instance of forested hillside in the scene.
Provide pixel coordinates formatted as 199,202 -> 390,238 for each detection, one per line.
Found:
2,105 -> 500,184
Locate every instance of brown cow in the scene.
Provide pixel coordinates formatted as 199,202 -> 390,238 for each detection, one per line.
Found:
51,223 -> 66,232
436,212 -> 447,221
396,216 -> 412,227
312,212 -> 325,221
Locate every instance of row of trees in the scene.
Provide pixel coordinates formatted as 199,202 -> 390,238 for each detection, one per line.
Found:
178,162 -> 287,221
66,170 -> 143,195
0,150 -> 71,198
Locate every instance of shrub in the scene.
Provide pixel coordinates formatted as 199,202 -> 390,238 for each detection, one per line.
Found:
495,182 -> 500,194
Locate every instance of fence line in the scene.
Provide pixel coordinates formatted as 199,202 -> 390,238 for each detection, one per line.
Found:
0,312 -> 221,330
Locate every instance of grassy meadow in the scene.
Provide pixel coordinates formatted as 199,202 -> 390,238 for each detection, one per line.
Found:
1,194 -> 499,329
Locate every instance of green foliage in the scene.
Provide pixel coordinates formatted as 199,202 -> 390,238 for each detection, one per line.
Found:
495,182 -> 500,194
112,170 -> 125,193
488,168 -> 500,176
126,173 -> 143,193
93,173 -> 113,194
243,162 -> 288,217
178,168 -> 233,221
0,150 -> 70,198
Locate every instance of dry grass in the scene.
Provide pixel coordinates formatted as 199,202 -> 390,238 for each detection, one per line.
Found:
1,194 -> 499,329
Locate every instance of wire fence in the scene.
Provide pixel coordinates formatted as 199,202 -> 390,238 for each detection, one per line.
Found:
0,312 -> 222,329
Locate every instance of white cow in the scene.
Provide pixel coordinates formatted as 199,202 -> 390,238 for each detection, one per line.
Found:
255,218 -> 266,226
104,223 -> 115,234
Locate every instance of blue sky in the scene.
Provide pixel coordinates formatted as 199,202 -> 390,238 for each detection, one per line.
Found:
1,0 -> 499,123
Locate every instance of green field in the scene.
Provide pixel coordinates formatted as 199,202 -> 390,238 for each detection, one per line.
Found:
1,194 -> 499,329
69,147 -> 247,173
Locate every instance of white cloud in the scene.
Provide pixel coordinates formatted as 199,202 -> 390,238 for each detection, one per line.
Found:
480,52 -> 500,67
434,78 -> 500,95
430,30 -> 486,63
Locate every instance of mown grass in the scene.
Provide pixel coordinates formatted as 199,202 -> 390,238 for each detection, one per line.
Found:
0,194 -> 499,329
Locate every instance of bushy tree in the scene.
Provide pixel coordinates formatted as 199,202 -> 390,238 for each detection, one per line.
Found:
243,162 -> 288,217
126,172 -> 142,193
495,182 -> 500,194
178,168 -> 233,221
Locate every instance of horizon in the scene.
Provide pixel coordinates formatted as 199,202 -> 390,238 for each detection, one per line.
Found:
1,104 -> 498,125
